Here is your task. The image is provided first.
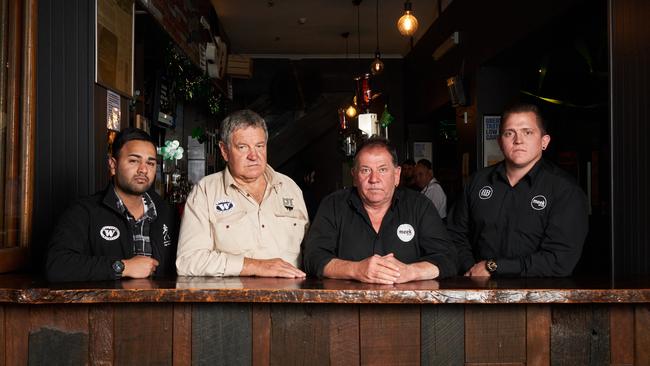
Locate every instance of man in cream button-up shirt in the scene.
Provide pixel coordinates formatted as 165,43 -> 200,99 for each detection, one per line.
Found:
176,110 -> 309,277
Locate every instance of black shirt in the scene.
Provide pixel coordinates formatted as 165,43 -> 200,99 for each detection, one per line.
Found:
46,185 -> 178,282
447,159 -> 588,277
303,187 -> 457,278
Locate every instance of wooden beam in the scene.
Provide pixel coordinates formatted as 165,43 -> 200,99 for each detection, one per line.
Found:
0,0 -> 9,247
3,0 -> 22,248
19,0 -> 37,248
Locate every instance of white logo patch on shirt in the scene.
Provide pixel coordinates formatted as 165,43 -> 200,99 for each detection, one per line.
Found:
215,199 -> 235,213
396,224 -> 415,242
162,224 -> 172,246
479,186 -> 493,200
100,226 -> 120,241
531,195 -> 548,210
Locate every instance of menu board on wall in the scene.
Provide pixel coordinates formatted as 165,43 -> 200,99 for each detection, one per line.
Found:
96,0 -> 133,96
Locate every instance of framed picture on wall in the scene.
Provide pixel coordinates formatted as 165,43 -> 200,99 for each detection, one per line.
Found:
483,115 -> 504,167
413,142 -> 432,163
96,0 -> 134,96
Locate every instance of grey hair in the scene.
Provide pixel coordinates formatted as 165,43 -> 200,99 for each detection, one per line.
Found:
219,110 -> 268,146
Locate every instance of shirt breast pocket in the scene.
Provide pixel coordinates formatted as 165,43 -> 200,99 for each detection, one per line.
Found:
273,211 -> 307,254
211,211 -> 257,255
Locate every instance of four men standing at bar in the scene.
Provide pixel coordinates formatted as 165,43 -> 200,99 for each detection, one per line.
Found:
46,104 -> 588,282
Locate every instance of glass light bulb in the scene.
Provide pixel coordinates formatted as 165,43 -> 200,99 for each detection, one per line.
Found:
370,57 -> 384,75
397,11 -> 419,36
345,104 -> 358,118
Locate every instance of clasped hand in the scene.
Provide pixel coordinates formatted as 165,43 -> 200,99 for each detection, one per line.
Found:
354,253 -> 423,285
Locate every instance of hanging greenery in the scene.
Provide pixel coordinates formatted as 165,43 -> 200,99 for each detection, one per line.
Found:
164,42 -> 224,118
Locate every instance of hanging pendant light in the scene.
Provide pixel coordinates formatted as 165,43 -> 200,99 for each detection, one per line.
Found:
397,0 -> 419,37
370,0 -> 384,75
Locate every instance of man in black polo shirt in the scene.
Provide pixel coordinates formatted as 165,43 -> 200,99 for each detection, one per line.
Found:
304,137 -> 456,284
448,103 -> 588,277
46,128 -> 178,281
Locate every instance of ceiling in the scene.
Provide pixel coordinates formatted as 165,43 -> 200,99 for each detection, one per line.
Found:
210,0 -> 438,59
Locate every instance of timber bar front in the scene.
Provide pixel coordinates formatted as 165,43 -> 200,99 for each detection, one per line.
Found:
1,276 -> 649,365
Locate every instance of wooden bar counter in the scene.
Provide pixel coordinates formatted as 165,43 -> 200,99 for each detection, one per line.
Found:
1,275 -> 648,365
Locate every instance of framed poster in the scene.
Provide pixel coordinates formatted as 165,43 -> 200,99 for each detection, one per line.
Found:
413,142 -> 432,163
483,115 -> 503,167
96,0 -> 134,96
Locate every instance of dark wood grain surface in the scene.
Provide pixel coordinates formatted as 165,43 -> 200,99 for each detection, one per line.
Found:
1,275 -> 649,304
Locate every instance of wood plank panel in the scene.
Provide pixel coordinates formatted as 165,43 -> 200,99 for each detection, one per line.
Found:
270,304 -> 330,366
421,305 -> 464,365
635,305 -> 650,365
252,304 -> 270,366
173,304 -> 192,366
465,305 -> 526,363
27,304 -> 90,364
526,305 -> 550,366
550,305 -> 609,365
0,306 -> 4,366
328,305 -> 359,366
28,328 -> 88,365
359,305 -> 420,365
192,303 -> 251,366
4,305 -> 29,365
114,304 -> 174,365
89,305 -> 113,366
610,305 -> 633,366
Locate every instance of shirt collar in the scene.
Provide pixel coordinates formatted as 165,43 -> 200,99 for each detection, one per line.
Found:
223,165 -> 282,196
348,186 -> 402,213
490,159 -> 545,187
113,188 -> 157,222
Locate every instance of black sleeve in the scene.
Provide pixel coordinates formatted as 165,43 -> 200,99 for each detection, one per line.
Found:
416,198 -> 458,278
496,185 -> 589,277
154,204 -> 180,278
303,195 -> 339,277
45,203 -> 118,282
447,182 -> 476,274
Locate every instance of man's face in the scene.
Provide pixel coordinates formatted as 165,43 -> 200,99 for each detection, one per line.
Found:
109,140 -> 157,197
219,126 -> 267,183
353,146 -> 401,207
498,111 -> 550,170
414,164 -> 432,190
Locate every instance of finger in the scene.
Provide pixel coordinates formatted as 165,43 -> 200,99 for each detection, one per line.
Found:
376,258 -> 402,272
373,268 -> 400,282
381,256 -> 407,270
151,258 -> 160,266
275,262 -> 306,277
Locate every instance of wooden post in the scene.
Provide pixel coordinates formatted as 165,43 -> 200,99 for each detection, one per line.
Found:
0,0 -> 9,246
3,0 -> 22,248
19,0 -> 37,248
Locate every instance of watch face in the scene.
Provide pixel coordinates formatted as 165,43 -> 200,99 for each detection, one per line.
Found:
486,260 -> 497,272
112,260 -> 124,273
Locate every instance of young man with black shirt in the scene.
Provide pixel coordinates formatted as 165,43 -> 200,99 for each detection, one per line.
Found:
46,128 -> 178,281
448,104 -> 588,277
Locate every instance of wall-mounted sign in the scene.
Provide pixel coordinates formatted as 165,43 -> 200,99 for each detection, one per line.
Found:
483,115 -> 503,167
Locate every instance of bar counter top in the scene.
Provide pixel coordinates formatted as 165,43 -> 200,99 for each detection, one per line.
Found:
1,274 -> 649,304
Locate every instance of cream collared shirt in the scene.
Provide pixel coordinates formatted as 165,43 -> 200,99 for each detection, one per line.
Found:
176,166 -> 309,276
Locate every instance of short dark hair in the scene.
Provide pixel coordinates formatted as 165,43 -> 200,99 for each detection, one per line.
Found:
112,127 -> 156,158
353,136 -> 399,168
416,159 -> 432,170
401,158 -> 416,166
500,103 -> 548,135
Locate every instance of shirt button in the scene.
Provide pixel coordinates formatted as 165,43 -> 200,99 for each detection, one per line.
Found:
262,224 -> 265,228
226,225 -> 230,229
293,223 -> 296,226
